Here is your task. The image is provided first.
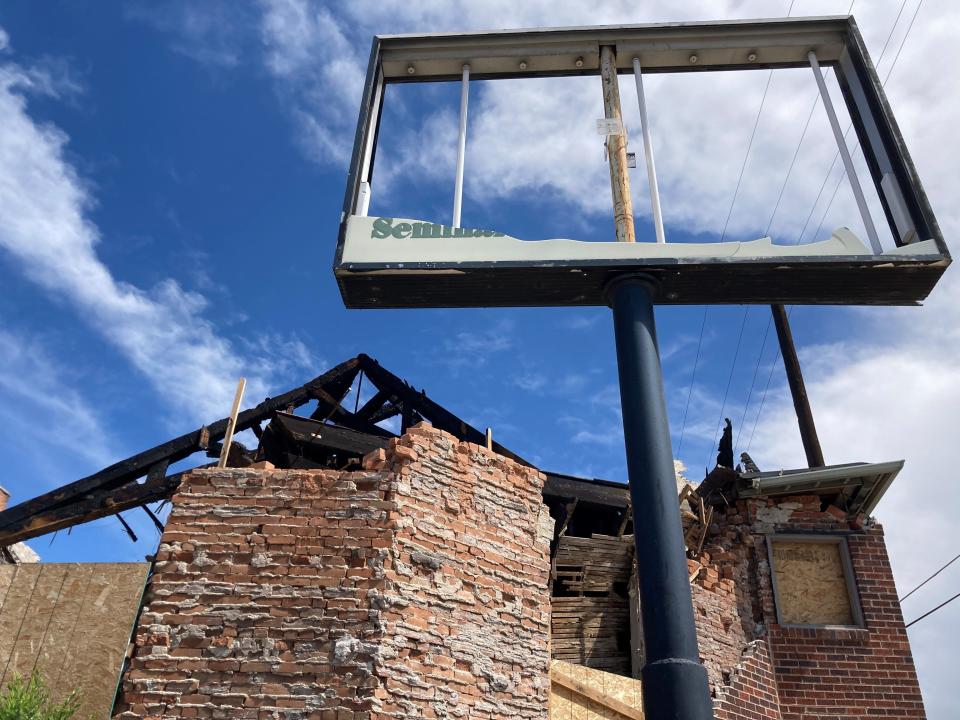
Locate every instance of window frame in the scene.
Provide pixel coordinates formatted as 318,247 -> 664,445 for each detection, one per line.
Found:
766,533 -> 866,630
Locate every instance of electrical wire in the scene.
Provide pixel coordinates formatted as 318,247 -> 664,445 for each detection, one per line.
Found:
899,552 -> 960,603
677,0 -> 794,461
706,308 -> 750,470
809,0 -> 922,244
677,307 -> 708,458
740,0 -> 919,452
905,590 -> 960,628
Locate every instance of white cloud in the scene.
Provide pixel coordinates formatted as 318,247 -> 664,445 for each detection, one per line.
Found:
513,372 -> 547,392
560,313 -> 603,331
0,26 -> 9,53
0,328 -> 113,468
0,56 -> 314,427
437,318 -> 513,372
239,1 -> 938,247
257,0 -> 366,164
126,1 -> 257,68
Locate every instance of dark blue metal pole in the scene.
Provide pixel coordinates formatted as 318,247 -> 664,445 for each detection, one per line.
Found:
607,275 -> 714,720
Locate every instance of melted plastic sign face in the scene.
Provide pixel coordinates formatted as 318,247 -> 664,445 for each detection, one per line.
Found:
340,215 -> 913,265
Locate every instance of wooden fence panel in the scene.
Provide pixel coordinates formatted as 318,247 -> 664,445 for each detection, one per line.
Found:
0,563 -> 149,719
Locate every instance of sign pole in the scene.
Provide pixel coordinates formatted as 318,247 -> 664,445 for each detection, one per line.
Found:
607,274 -> 714,720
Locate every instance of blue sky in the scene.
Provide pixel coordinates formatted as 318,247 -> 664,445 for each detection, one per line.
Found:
1,1 -> 959,715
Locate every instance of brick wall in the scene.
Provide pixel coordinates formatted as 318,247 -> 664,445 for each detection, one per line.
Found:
713,640 -> 781,720
371,424 -> 553,719
766,528 -> 924,719
114,423 -> 552,719
689,495 -> 925,720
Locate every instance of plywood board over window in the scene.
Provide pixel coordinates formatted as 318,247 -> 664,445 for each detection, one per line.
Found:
768,536 -> 864,628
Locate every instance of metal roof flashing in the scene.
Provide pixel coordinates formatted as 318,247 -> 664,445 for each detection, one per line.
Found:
738,459 -> 904,517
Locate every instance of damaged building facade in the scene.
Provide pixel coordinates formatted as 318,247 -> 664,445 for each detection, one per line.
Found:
0,356 -> 926,718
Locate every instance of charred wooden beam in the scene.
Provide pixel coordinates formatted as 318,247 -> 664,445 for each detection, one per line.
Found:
355,389 -> 392,422
0,357 -> 362,544
116,513 -> 138,543
357,354 -> 530,465
1,470 -> 185,546
262,412 -> 388,466
141,504 -> 165,533
367,401 -> 401,425
543,473 -> 631,510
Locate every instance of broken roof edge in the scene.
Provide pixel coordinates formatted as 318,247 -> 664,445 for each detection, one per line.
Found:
548,458 -> 905,519
738,459 -> 904,517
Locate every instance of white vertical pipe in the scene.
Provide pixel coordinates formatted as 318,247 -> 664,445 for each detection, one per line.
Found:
632,57 -> 666,244
357,73 -> 383,217
357,182 -> 371,216
808,51 -> 882,254
452,63 -> 470,227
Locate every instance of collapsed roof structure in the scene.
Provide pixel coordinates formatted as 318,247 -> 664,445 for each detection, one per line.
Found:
0,354 -> 900,550
0,355 -> 925,718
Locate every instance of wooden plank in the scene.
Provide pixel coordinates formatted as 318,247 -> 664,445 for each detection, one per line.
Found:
601,45 -> 636,243
0,564 -> 42,683
552,666 -> 643,720
218,378 -> 246,468
59,564 -> 150,720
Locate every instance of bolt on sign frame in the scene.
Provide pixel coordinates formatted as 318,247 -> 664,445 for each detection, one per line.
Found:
334,16 -> 949,309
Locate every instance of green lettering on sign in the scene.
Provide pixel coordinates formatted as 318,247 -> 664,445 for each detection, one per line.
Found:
368,217 -> 505,240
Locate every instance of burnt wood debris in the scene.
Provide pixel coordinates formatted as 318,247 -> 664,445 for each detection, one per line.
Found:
0,354 -> 883,549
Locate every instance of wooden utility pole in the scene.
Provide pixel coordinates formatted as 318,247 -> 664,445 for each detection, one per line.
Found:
600,46 -> 636,243
770,305 -> 825,468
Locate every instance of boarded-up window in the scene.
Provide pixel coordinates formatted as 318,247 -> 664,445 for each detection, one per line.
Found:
769,537 -> 861,627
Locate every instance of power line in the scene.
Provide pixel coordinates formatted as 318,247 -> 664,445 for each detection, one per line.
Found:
680,0 -> 794,462
733,0 -> 858,448
741,0 -> 920,450
735,312 -> 773,449
905,590 -> 960,629
706,308 -> 750,470
809,0 -> 922,244
900,551 -> 960,603
677,307 -> 708,458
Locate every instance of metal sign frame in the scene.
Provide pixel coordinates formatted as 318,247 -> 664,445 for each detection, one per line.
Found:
334,16 -> 949,308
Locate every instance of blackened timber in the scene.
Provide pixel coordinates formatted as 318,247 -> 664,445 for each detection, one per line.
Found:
264,412 -> 388,463
543,472 -> 630,509
141,504 -> 165,533
116,513 -> 138,543
0,357 -> 362,540
357,354 -> 530,465
367,401 -> 401,425
355,388 -> 392,422
1,471 -> 186,545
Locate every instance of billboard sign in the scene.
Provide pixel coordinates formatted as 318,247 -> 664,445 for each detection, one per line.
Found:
334,18 -> 949,308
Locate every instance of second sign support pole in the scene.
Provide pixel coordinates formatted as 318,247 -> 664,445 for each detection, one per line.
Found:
607,274 -> 714,720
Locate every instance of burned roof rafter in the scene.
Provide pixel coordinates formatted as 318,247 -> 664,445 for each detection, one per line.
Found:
0,354 -> 528,547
